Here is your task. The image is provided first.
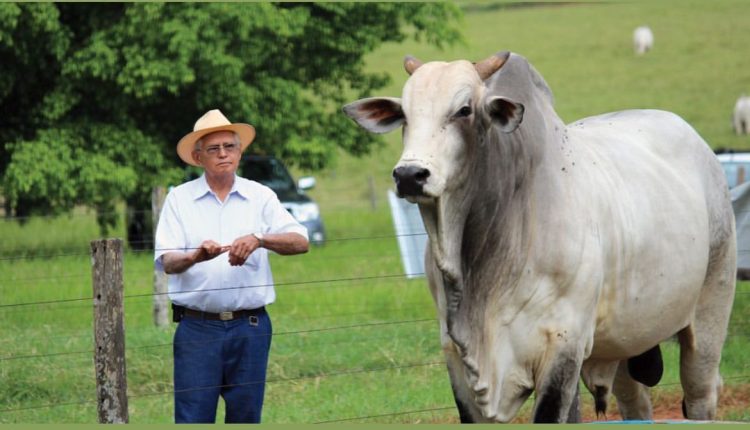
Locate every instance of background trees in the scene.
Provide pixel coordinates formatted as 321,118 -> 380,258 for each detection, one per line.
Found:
0,2 -> 462,246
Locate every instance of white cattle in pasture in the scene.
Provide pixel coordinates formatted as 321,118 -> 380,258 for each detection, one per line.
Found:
733,95 -> 750,135
633,26 -> 654,55
344,52 -> 736,423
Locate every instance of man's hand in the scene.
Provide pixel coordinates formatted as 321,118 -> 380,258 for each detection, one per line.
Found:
227,235 -> 261,266
162,240 -> 228,274
192,240 -> 229,264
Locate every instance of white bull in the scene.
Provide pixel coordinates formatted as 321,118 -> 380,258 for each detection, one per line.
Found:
733,95 -> 750,135
633,26 -> 654,55
344,52 -> 736,423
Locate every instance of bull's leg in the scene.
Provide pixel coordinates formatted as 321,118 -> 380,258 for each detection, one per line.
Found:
566,383 -> 582,423
678,238 -> 735,421
445,350 -> 480,423
678,325 -> 725,420
451,381 -> 476,423
612,360 -> 653,420
533,355 -> 582,423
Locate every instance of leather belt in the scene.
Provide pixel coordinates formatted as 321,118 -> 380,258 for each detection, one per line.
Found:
176,305 -> 265,321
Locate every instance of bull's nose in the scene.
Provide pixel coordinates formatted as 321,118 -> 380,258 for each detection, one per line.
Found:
392,165 -> 430,196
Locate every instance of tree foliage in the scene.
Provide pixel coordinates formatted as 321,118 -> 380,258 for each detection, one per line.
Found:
0,2 -> 462,234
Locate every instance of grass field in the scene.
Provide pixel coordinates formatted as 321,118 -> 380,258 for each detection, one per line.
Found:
2,0 -> 750,424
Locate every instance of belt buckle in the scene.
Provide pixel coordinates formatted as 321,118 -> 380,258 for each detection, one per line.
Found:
219,311 -> 234,321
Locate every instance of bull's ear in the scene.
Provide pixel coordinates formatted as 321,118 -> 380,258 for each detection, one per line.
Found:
486,96 -> 524,133
342,97 -> 404,134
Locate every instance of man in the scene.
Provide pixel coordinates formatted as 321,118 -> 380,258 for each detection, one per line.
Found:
154,109 -> 309,423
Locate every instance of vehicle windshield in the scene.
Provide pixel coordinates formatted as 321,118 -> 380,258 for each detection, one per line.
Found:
242,157 -> 296,193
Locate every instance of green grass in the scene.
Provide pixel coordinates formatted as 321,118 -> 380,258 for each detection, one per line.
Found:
2,0 -> 750,424
1,246 -> 747,423
0,207 -> 126,258
0,235 -> 448,424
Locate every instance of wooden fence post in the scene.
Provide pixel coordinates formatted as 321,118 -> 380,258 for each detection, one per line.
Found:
91,238 -> 129,424
151,186 -> 169,327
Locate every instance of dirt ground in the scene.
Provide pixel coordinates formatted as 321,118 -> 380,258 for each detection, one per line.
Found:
430,384 -> 750,423
579,384 -> 750,423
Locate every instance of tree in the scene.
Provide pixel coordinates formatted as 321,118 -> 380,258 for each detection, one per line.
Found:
0,3 -> 462,247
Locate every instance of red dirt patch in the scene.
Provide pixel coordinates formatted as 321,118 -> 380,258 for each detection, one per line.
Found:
425,384 -> 750,423
581,384 -> 750,422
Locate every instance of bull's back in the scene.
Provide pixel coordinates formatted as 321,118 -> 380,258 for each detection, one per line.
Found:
555,110 -> 728,356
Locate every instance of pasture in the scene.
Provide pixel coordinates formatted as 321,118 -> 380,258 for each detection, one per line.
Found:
2,0 -> 750,423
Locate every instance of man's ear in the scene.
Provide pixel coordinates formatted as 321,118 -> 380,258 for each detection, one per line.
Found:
486,96 -> 524,133
191,150 -> 202,166
342,97 -> 404,134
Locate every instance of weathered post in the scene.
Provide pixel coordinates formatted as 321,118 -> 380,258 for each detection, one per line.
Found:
151,186 -> 168,327
91,238 -> 129,423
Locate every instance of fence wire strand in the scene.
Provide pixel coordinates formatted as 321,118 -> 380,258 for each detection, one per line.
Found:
0,271 -> 426,309
0,360 -> 446,414
0,317 -> 436,363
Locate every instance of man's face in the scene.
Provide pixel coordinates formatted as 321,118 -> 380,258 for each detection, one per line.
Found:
192,130 -> 241,176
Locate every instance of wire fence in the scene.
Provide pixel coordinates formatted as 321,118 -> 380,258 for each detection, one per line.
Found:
1,229 -> 749,424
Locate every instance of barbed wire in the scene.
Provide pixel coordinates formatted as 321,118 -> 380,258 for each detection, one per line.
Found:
4,268 -> 749,311
0,250 -> 422,285
2,341 -> 750,420
315,406 -> 455,424
0,294 -> 436,351
128,360 -> 447,402
10,317 -> 750,367
0,196 -> 393,223
3,242 -> 750,269
3,236 -> 750,265
3,200 -> 749,223
0,230 -> 428,261
0,317 -> 436,363
174,317 -> 435,350
0,359 -> 446,414
3,275 -> 750,362
317,373 -> 750,423
1,274 -> 748,359
0,270 -> 427,309
0,262 -> 750,288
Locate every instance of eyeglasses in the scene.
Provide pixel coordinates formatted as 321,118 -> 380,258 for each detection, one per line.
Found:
200,142 -> 240,156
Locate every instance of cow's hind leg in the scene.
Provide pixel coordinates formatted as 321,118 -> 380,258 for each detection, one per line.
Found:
678,237 -> 735,420
678,324 -> 725,420
612,360 -> 653,420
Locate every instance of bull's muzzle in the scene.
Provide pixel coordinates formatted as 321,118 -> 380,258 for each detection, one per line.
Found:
393,165 -> 430,197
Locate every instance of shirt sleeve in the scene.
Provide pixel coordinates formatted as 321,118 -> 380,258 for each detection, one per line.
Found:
261,192 -> 309,240
154,190 -> 186,271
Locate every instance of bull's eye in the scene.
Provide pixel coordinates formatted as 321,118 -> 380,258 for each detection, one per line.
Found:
456,106 -> 472,118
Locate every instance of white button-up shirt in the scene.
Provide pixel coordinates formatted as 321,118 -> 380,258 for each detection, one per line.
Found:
154,174 -> 308,312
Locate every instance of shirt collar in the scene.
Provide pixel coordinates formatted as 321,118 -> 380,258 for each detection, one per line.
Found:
192,174 -> 250,201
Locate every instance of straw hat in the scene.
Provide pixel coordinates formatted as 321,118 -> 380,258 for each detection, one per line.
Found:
177,109 -> 256,166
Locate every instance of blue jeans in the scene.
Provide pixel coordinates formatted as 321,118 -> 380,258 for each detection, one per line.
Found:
173,309 -> 272,423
